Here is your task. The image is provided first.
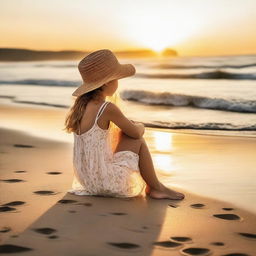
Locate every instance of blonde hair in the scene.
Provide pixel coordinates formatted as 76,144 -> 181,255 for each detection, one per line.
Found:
63,86 -> 122,152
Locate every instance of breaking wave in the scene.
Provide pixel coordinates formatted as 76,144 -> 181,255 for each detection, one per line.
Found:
0,79 -> 79,87
136,70 -> 256,80
120,90 -> 256,113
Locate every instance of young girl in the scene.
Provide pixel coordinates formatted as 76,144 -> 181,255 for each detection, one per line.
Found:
64,49 -> 185,200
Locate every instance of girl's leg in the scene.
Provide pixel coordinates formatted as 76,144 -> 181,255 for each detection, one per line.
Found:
114,132 -> 160,189
114,132 -> 185,200
137,138 -> 163,191
138,138 -> 184,199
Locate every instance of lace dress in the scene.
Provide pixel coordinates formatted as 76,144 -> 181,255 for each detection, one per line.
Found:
67,101 -> 146,198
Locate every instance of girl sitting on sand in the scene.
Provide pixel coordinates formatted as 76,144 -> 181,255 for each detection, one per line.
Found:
64,49 -> 185,200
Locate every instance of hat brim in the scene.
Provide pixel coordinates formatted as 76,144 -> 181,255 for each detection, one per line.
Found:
114,63 -> 136,80
72,63 -> 136,97
72,83 -> 101,97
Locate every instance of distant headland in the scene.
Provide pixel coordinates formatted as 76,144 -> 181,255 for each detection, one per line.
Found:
0,48 -> 178,61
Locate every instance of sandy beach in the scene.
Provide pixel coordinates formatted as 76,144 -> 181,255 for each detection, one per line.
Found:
1,101 -> 256,255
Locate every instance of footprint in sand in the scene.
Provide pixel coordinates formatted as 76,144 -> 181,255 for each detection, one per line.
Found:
46,171 -> 62,175
68,210 -> 77,213
14,170 -> 27,173
190,203 -> 205,209
153,240 -> 183,249
237,232 -> 256,240
107,242 -> 140,249
0,227 -> 11,233
0,244 -> 33,253
13,144 -> 35,148
180,247 -> 211,256
221,253 -> 250,256
211,241 -> 225,246
168,204 -> 179,208
33,190 -> 58,195
213,214 -> 241,220
58,199 -> 77,204
170,236 -> 193,243
32,227 -> 57,235
48,235 -> 59,239
0,179 -> 26,183
1,201 -> 25,207
222,207 -> 234,211
0,206 -> 16,212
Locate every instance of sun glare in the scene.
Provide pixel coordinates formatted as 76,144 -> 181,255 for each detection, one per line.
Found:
121,6 -> 203,53
152,131 -> 173,152
151,131 -> 174,173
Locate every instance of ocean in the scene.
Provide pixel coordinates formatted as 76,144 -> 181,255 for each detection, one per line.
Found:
0,54 -> 256,137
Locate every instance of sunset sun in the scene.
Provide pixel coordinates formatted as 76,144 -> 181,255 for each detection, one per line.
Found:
121,5 -> 203,54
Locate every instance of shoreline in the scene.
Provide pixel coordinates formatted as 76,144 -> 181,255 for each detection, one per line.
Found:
1,97 -> 256,139
1,102 -> 256,213
0,97 -> 256,142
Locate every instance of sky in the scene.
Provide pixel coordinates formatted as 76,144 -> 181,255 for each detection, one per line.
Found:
1,0 -> 256,56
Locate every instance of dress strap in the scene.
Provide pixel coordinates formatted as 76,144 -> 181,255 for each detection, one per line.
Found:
78,123 -> 81,135
76,101 -> 109,135
94,101 -> 109,124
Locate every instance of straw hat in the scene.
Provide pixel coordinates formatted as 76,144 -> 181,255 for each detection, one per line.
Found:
72,49 -> 136,97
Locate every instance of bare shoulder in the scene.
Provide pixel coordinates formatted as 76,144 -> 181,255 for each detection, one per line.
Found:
105,102 -> 125,119
105,102 -> 120,113
104,102 -> 141,139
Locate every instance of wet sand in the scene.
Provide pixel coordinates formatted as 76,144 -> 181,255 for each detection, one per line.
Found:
0,102 -> 256,255
1,100 -> 256,213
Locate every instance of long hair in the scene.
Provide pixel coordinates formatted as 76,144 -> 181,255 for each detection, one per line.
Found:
63,86 -> 122,152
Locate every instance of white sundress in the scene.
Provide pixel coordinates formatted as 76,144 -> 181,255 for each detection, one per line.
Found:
67,101 -> 146,198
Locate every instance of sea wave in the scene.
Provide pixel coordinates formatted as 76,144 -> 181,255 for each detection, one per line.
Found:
152,63 -> 256,69
136,70 -> 256,80
143,120 -> 256,131
0,70 -> 256,87
0,79 -> 79,87
0,64 -> 77,68
120,90 -> 256,113
1,95 -> 255,131
0,95 -> 69,108
34,64 -> 76,68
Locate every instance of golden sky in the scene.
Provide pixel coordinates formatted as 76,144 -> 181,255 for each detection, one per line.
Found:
1,0 -> 256,56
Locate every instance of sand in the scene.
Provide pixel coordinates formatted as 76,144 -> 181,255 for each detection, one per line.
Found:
0,102 -> 256,255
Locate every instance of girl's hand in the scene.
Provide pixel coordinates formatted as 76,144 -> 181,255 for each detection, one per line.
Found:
135,122 -> 145,136
130,119 -> 145,136
130,119 -> 144,126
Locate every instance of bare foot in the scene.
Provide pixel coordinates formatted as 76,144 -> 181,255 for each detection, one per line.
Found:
147,184 -> 185,200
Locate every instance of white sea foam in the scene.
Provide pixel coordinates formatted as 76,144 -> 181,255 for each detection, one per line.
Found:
120,90 -> 256,113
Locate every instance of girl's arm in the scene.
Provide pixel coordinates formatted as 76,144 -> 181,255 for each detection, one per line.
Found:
130,120 -> 145,136
106,102 -> 144,139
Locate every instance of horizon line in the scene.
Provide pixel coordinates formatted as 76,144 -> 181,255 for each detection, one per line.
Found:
1,46 -> 255,58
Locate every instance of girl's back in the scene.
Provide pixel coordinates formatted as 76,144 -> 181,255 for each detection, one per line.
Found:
68,100 -> 146,198
77,100 -> 110,135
